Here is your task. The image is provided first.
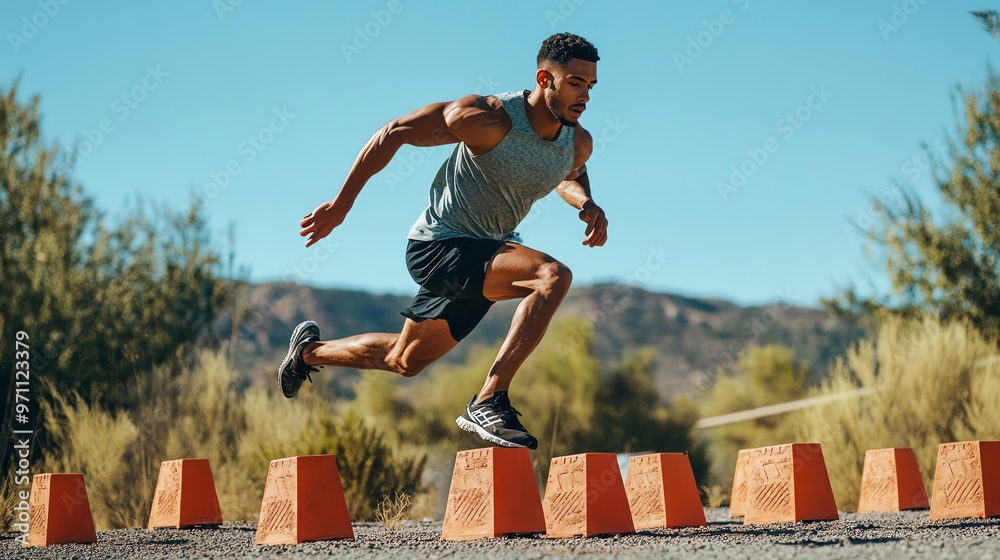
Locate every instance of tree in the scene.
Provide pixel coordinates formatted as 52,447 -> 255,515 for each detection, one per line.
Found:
576,349 -> 709,484
973,11 -> 1000,40
0,79 -> 235,474
826,71 -> 1000,346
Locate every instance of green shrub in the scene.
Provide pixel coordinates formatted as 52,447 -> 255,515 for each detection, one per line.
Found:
790,316 -> 1000,511
697,345 -> 811,484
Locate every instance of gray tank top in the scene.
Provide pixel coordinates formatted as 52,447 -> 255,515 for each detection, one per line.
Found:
408,90 -> 576,243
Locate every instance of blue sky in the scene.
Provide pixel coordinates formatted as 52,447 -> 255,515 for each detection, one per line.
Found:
2,0 -> 997,307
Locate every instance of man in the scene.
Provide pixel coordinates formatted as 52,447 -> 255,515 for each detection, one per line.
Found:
280,33 -> 607,450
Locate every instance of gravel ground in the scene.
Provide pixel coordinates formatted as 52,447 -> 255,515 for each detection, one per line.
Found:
3,509 -> 999,559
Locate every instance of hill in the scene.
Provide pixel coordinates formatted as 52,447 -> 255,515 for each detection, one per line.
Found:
221,282 -> 863,398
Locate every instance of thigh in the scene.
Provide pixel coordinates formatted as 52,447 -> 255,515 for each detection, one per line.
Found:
406,237 -> 505,300
391,317 -> 458,367
481,242 -> 563,301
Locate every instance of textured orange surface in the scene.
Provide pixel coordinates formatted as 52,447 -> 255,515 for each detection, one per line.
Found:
23,473 -> 97,547
625,452 -> 706,529
148,458 -> 224,529
857,448 -> 928,513
254,455 -> 354,545
729,447 -> 766,519
441,447 -> 545,540
743,443 -> 839,525
930,441 -> 1000,520
543,453 -> 635,538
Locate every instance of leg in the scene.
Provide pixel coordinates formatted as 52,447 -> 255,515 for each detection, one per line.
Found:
477,243 -> 572,401
301,317 -> 457,377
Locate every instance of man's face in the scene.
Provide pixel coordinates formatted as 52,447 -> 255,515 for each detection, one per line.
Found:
541,58 -> 598,127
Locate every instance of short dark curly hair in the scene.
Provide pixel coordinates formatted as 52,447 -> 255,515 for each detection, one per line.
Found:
537,32 -> 600,67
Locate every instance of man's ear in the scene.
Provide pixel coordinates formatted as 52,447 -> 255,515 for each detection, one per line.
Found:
536,68 -> 552,89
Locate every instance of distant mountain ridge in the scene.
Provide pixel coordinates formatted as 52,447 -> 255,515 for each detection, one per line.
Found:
224,282 -> 863,396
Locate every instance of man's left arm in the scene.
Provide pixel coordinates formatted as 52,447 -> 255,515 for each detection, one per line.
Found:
556,128 -> 608,247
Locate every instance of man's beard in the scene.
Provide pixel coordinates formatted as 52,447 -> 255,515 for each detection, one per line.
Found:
545,93 -> 579,128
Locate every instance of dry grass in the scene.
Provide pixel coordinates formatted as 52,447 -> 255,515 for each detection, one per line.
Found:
700,484 -> 729,508
36,350 -> 428,529
790,316 -> 1000,511
373,492 -> 411,531
41,389 -> 148,529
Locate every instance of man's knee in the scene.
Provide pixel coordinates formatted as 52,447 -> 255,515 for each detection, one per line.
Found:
537,261 -> 573,296
397,360 -> 427,378
386,352 -> 431,377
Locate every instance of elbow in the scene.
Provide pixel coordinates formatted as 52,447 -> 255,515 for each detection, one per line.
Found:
376,120 -> 402,147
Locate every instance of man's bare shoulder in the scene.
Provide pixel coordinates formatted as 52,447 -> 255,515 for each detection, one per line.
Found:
445,95 -> 507,125
573,125 -> 594,165
444,94 -> 511,148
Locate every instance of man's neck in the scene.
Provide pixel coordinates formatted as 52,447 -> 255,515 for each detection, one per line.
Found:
524,87 -> 562,141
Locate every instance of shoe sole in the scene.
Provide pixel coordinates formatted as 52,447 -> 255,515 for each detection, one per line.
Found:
277,320 -> 318,398
455,416 -> 527,448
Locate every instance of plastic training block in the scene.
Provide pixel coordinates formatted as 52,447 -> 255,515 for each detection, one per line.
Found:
729,447 -> 764,519
254,455 -> 354,545
743,443 -> 839,525
148,458 -> 224,529
930,441 -> 1000,520
442,447 -> 546,540
857,448 -> 928,513
543,453 -> 635,538
625,452 -> 706,529
22,474 -> 97,547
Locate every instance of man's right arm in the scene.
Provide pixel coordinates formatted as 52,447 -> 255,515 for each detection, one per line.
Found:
299,95 -> 505,247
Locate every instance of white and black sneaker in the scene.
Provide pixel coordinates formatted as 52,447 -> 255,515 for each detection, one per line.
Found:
456,391 -> 538,449
277,320 -> 321,398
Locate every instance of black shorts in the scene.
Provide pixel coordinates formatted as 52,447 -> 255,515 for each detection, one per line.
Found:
401,236 -> 506,341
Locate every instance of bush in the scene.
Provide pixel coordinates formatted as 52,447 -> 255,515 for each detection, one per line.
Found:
790,316 -> 1000,511
299,408 -> 426,521
697,345 -> 811,484
21,350 -> 428,530
354,319 -> 708,503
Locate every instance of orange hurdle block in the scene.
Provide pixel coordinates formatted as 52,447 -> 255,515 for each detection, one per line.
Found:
441,447 -> 545,540
22,474 -> 97,547
930,441 -> 1000,520
254,455 -> 354,545
729,447 -> 764,518
148,458 -> 223,529
625,452 -> 706,529
743,443 -> 839,525
543,453 -> 635,538
857,448 -> 928,513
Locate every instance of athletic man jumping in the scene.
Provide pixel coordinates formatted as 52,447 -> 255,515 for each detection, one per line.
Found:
279,33 -> 607,450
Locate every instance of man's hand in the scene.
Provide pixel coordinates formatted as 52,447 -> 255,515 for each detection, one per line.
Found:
579,200 -> 608,247
299,200 -> 349,247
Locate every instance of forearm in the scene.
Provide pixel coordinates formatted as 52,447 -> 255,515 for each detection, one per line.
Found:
334,121 -> 408,207
556,169 -> 594,209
